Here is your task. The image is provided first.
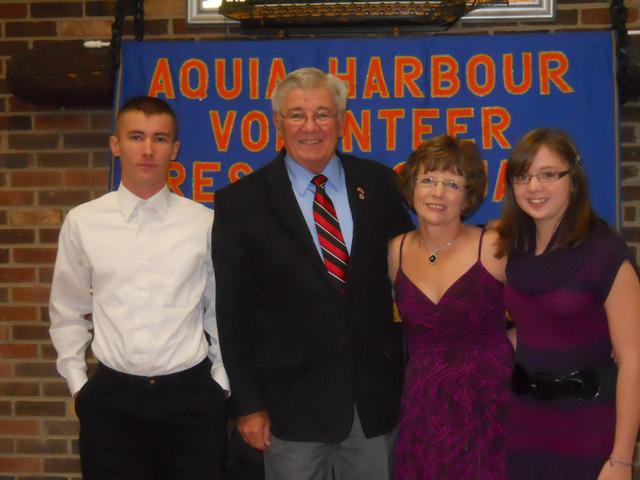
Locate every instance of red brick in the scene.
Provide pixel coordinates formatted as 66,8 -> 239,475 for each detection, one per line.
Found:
0,420 -> 39,435
0,456 -> 41,472
43,381 -> 70,397
581,7 -> 610,24
5,21 -> 57,37
34,114 -> 88,130
15,400 -> 67,416
11,171 -> 63,187
39,228 -> 61,244
44,456 -> 81,474
9,133 -> 60,150
63,132 -> 108,149
0,40 -> 29,56
37,152 -> 90,168
31,2 -> 83,18
0,438 -> 13,454
12,287 -> 51,304
16,438 -> 68,455
90,112 -> 113,130
14,362 -> 59,377
0,344 -> 38,359
39,266 -> 55,283
0,363 -> 13,377
0,153 -> 33,169
93,151 -> 113,167
0,325 -> 9,340
0,229 -> 35,244
38,190 -> 90,206
14,247 -> 58,263
0,190 -> 34,206
13,325 -> 51,341
0,249 -> 9,263
43,420 -> 79,436
58,19 -> 111,38
0,381 -> 39,396
65,169 -> 109,187
10,210 -> 62,227
0,4 -> 28,18
0,288 -> 8,303
0,306 -> 38,322
0,267 -> 36,282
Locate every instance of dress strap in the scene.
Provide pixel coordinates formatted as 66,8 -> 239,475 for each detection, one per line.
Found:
399,232 -> 409,270
477,229 -> 486,261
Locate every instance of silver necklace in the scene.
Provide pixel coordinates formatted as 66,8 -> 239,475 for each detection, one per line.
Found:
417,232 -> 458,265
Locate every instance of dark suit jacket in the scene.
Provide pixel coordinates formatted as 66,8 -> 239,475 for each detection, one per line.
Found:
212,150 -> 413,442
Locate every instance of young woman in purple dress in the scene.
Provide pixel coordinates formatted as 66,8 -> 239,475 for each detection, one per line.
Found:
388,135 -> 512,479
497,128 -> 640,480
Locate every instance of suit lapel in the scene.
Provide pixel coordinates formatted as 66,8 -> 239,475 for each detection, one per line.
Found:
340,153 -> 373,286
261,152 -> 333,284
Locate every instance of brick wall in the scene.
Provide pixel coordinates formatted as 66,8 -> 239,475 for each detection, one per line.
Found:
1,0 -> 639,477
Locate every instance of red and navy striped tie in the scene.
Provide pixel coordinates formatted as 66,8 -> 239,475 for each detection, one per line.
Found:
312,175 -> 349,286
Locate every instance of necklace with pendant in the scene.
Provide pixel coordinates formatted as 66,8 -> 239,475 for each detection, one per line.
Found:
417,231 -> 458,265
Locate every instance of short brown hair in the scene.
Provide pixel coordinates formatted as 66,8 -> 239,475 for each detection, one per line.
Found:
398,134 -> 486,218
496,128 -> 599,257
115,96 -> 178,138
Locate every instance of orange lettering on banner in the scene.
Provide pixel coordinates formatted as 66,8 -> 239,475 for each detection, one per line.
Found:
193,162 -> 221,203
504,53 -> 533,95
275,135 -> 284,151
412,108 -> 440,150
363,57 -> 390,99
395,57 -> 425,98
179,59 -> 208,100
249,58 -> 259,99
480,159 -> 488,197
431,56 -> 459,98
481,107 -> 511,150
241,111 -> 269,152
378,109 -> 405,150
343,110 -> 371,152
446,107 -> 474,138
168,161 -> 186,196
539,52 -> 574,95
329,57 -> 357,99
229,162 -> 254,183
148,58 -> 175,99
215,58 -> 243,100
266,59 -> 287,99
467,54 -> 495,97
209,110 -> 237,151
393,162 -> 405,174
492,159 -> 508,202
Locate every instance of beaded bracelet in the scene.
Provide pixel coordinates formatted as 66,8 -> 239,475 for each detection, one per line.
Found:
609,456 -> 633,468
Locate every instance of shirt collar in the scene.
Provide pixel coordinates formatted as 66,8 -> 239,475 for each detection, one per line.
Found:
117,183 -> 171,222
284,154 -> 343,196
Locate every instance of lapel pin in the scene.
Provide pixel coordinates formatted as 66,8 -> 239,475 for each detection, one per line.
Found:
357,186 -> 365,200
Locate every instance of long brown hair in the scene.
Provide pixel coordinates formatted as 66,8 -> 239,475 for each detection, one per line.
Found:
496,128 -> 599,258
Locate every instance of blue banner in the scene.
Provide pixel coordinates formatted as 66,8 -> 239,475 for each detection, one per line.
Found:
113,31 -> 619,226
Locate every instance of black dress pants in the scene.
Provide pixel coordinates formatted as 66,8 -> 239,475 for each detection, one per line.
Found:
75,359 -> 226,480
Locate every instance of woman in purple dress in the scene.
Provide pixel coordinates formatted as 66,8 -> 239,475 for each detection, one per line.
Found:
496,128 -> 640,480
388,135 -> 513,479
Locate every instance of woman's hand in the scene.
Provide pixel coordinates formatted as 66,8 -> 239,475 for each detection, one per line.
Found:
597,458 -> 633,480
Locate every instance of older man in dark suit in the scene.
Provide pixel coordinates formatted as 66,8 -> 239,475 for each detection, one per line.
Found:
213,67 -> 413,480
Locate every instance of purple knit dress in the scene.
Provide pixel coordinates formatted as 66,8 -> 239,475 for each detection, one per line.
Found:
394,231 -> 512,480
504,225 -> 634,479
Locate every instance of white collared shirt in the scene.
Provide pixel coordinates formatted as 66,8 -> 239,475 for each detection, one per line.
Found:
49,184 -> 228,395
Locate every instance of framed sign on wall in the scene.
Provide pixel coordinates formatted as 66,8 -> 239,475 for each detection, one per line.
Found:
187,0 -> 555,24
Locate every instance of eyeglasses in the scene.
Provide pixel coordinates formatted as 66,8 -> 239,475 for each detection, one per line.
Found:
511,170 -> 570,185
416,176 -> 465,192
280,110 -> 338,126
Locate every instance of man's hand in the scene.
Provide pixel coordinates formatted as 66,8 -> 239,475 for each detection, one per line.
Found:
237,410 -> 271,451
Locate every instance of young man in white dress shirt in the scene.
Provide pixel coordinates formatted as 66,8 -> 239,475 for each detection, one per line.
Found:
49,96 -> 228,480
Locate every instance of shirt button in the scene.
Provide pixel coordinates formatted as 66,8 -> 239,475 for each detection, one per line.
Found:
149,378 -> 156,385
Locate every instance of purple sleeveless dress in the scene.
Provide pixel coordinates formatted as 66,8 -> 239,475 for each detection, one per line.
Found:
393,231 -> 512,480
504,225 -> 634,479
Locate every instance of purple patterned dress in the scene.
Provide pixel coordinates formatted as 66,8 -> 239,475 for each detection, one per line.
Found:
393,231 -> 512,480
504,225 -> 634,479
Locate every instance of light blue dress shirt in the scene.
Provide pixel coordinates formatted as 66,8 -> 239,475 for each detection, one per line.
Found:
284,155 -> 353,256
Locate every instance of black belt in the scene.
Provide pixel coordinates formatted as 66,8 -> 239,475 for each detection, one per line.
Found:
511,363 -> 615,401
96,358 -> 211,388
